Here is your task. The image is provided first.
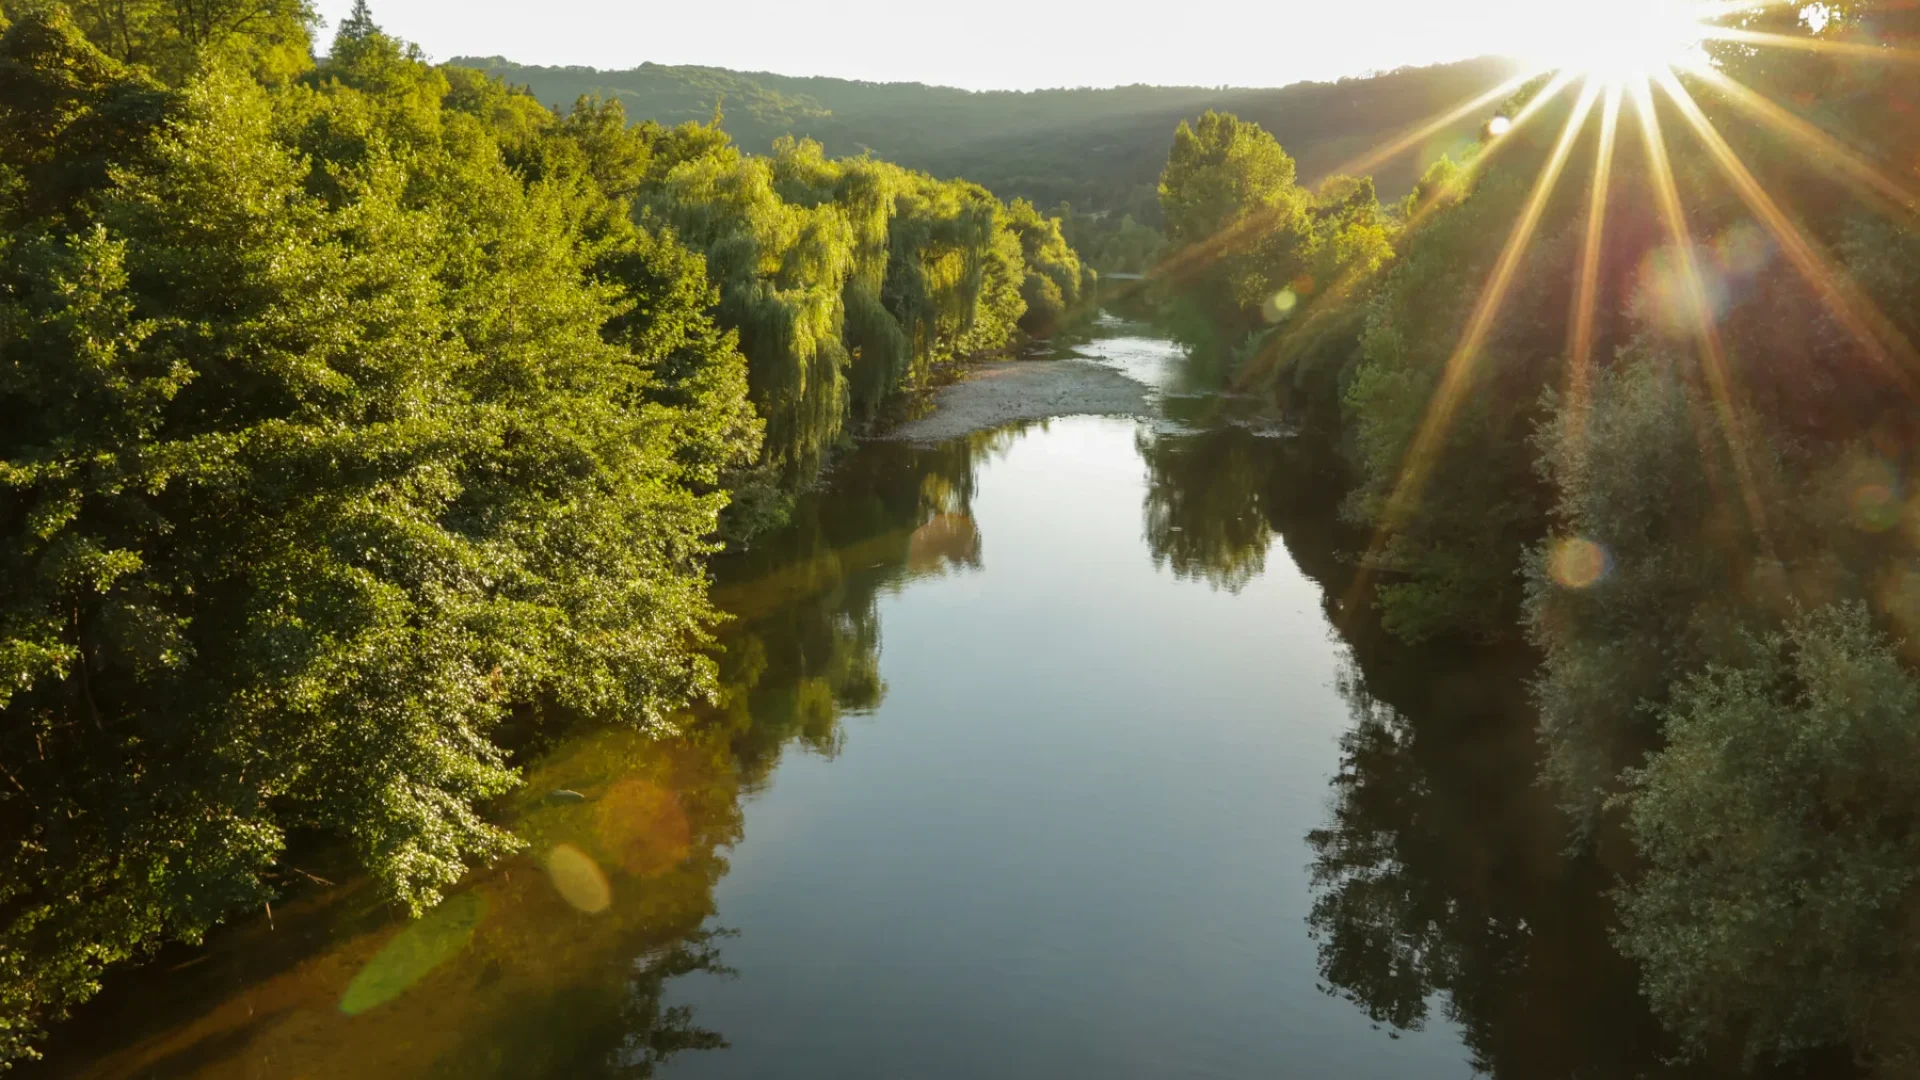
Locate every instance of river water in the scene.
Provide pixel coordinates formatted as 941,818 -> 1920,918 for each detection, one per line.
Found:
31,316 -> 1717,1079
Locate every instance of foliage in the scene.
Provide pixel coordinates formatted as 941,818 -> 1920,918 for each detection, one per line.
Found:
1156,110 -> 1309,324
1054,203 -> 1164,275
1152,112 -> 1401,425
1616,604 -> 1920,1070
1005,197 -> 1087,337
642,127 -> 1078,494
457,54 -> 1524,228
0,4 -> 764,1063
1138,1 -> 1920,1069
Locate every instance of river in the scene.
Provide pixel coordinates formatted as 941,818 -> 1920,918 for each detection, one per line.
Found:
28,315 -> 1723,1079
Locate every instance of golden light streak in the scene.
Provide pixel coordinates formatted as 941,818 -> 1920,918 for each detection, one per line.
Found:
1377,81 -> 1601,533
1231,74 -> 1582,391
1336,82 -> 1602,626
1322,69 -> 1544,183
1688,64 -> 1920,216
1629,74 -> 1773,539
1152,71 -> 1566,296
1563,81 -> 1624,466
1654,70 -> 1920,395
1703,26 -> 1920,63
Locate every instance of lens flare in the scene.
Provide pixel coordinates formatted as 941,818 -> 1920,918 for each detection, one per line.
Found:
547,843 -> 612,914
1549,538 -> 1612,589
1836,456 -> 1904,532
1654,70 -> 1920,397
1631,73 -> 1774,542
1563,80 -> 1623,468
1275,0 -> 1920,633
1137,0 -> 1915,641
1263,288 -> 1299,322
1378,80 -> 1599,534
340,891 -> 486,1016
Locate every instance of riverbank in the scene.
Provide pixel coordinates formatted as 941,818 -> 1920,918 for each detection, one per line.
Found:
879,356 -> 1153,444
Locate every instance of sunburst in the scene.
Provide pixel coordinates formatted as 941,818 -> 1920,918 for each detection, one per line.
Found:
1319,0 -> 1920,623
1506,0 -> 1723,80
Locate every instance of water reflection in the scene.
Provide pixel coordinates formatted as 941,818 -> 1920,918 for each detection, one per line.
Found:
28,721 -> 742,1078
708,427 -> 1015,773
1138,424 -> 1280,593
1136,403 -> 1779,1079
21,317 -> 1834,1080
1300,604 -> 1843,1078
24,426 -> 1017,1080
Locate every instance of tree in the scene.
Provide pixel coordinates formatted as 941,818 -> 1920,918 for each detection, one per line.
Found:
65,0 -> 315,83
0,8 -> 759,1062
1617,604 -> 1920,1071
1156,110 -> 1311,326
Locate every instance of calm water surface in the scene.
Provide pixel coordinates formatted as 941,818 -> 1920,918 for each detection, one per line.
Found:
32,317 -> 1706,1079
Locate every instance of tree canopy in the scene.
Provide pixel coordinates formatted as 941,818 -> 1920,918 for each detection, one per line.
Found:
0,2 -> 1086,1064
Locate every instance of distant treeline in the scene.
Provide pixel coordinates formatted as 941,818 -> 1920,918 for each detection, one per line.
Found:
1150,2 -> 1920,1073
455,54 -> 1524,273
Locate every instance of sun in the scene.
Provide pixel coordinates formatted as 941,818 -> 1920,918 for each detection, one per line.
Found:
1508,0 -> 1717,79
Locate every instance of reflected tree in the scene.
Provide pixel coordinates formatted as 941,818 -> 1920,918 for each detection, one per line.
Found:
709,429 -> 1015,780
1137,425 -> 1278,593
602,932 -> 734,1078
1302,641 -> 1744,1079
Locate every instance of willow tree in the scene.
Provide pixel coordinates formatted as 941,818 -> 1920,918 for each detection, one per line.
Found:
647,143 -> 855,479
885,172 -> 1025,372
770,138 -> 912,424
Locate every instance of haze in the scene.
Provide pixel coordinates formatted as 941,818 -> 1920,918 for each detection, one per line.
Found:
310,0 -> 1551,89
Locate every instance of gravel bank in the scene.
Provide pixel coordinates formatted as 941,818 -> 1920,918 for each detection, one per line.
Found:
878,358 -> 1152,444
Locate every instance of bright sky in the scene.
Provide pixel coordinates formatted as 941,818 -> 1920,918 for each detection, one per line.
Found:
312,0 -> 1562,90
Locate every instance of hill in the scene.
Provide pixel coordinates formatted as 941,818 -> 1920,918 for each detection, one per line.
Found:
449,55 -> 1528,224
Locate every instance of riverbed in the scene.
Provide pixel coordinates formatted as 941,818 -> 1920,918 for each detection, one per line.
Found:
28,315 -> 1712,1079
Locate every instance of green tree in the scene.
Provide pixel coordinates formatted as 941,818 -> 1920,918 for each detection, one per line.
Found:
0,7 -> 760,1063
1156,110 -> 1310,327
1617,604 -> 1920,1072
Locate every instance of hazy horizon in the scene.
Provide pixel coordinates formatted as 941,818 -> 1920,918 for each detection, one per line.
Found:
312,0 -> 1548,91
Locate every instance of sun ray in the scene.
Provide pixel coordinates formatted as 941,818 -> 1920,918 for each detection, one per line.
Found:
1699,0 -> 1790,17
1653,69 -> 1920,395
1231,74 -> 1585,391
1338,81 -> 1602,626
1563,80 -> 1624,469
1702,26 -> 1920,62
1687,64 -> 1920,217
1234,80 -> 1577,391
1321,69 -> 1546,183
1375,81 -> 1600,530
1151,71 -> 1569,295
1629,73 -> 1774,540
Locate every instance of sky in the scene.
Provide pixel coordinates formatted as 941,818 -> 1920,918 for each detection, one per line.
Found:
310,0 -> 1563,91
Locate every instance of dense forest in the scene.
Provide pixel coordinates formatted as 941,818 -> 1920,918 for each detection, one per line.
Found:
1148,0 -> 1920,1072
0,0 -> 1085,1065
455,54 -> 1523,273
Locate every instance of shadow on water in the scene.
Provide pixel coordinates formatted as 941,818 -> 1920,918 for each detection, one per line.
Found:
22,425 -> 1018,1080
1135,383 -> 1854,1080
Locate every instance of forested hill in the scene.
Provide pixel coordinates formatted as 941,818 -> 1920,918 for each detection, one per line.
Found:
450,55 -> 1525,222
